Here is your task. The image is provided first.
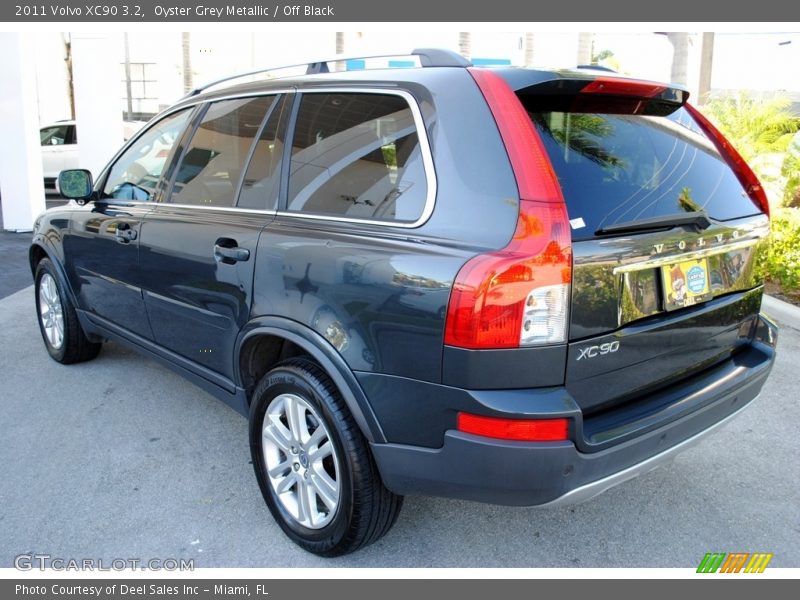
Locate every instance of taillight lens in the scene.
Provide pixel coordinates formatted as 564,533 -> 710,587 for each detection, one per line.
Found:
580,77 -> 667,98
444,69 -> 572,350
685,103 -> 770,218
444,201 -> 572,348
457,412 -> 569,442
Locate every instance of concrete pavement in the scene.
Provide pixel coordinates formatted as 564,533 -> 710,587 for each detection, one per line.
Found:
0,286 -> 798,568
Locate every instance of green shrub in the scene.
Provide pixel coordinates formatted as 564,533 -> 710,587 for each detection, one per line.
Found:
757,208 -> 800,292
781,134 -> 800,208
703,93 -> 799,163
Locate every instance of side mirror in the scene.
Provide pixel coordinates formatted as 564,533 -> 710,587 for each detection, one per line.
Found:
58,169 -> 94,203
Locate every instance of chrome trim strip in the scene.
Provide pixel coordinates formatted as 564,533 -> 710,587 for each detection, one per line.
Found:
152,204 -> 277,216
91,200 -> 277,217
612,238 -> 761,275
538,399 -> 755,508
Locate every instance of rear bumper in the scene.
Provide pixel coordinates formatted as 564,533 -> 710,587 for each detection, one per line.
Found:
368,313 -> 777,506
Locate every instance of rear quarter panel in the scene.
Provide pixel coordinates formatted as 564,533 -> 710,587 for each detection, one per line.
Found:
252,69 -> 520,383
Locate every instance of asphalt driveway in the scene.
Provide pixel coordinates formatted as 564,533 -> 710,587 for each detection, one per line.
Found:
0,287 -> 797,568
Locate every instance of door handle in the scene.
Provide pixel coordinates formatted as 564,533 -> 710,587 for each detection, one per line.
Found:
115,223 -> 138,243
214,242 -> 250,264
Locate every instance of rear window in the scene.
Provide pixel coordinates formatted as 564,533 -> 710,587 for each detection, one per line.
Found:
525,106 -> 761,240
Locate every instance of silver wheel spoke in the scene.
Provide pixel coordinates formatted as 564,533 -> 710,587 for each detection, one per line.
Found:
305,426 -> 326,450
296,479 -> 314,525
264,415 -> 293,452
307,440 -> 332,462
310,467 -> 338,510
275,473 -> 296,494
285,396 -> 308,443
268,459 -> 293,479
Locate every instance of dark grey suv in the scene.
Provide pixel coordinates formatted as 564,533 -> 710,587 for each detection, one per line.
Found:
30,49 -> 778,556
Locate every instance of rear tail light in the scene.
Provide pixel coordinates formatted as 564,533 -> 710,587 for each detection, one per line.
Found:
457,412 -> 569,442
685,103 -> 770,218
443,69 -> 572,350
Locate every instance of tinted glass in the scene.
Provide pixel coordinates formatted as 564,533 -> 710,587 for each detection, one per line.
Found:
103,109 -> 192,201
237,95 -> 287,210
40,125 -> 70,146
169,97 -> 273,208
287,93 -> 428,222
528,107 -> 760,240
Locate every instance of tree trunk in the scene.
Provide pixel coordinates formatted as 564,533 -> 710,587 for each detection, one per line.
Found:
577,32 -> 593,66
62,33 -> 75,120
458,32 -> 471,60
697,33 -> 715,105
667,32 -> 690,87
181,32 -> 192,94
524,32 -> 535,67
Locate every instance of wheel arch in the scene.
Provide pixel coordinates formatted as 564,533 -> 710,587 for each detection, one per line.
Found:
29,240 -> 80,308
235,317 -> 386,444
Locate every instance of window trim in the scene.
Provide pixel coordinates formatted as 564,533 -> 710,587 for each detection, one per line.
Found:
278,88 -> 436,228
92,86 -> 437,227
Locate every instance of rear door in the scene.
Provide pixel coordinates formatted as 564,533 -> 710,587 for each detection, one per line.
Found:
138,94 -> 289,383
513,78 -> 769,417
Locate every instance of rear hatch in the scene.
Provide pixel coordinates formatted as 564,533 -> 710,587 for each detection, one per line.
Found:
507,71 -> 770,421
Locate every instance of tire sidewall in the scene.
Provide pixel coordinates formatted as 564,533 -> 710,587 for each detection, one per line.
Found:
35,259 -> 67,362
249,364 -> 354,549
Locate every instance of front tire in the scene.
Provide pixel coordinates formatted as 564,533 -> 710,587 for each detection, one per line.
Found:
249,358 -> 403,556
35,258 -> 101,364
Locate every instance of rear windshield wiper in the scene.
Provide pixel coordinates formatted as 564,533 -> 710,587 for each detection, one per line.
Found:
595,212 -> 712,236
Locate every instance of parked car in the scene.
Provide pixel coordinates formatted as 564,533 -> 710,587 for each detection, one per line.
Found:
30,49 -> 778,557
40,120 -> 78,193
40,120 -> 147,193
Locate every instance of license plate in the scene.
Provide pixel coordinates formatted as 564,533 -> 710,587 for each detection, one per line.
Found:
661,257 -> 713,311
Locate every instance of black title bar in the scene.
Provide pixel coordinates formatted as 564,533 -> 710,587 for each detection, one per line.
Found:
3,0 -> 800,22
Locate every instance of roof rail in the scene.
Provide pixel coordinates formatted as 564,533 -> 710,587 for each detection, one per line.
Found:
185,48 -> 471,98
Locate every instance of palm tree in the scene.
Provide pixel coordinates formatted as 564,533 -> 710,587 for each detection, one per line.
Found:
703,92 -> 798,162
703,92 -> 800,208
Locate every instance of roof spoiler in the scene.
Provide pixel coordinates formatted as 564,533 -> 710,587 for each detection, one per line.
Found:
513,74 -> 689,116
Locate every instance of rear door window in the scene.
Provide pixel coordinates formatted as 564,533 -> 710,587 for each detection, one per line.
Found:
167,96 -> 275,208
237,95 -> 289,211
526,106 -> 761,240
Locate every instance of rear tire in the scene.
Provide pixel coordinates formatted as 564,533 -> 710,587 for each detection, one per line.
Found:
249,357 -> 403,556
35,258 -> 101,364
